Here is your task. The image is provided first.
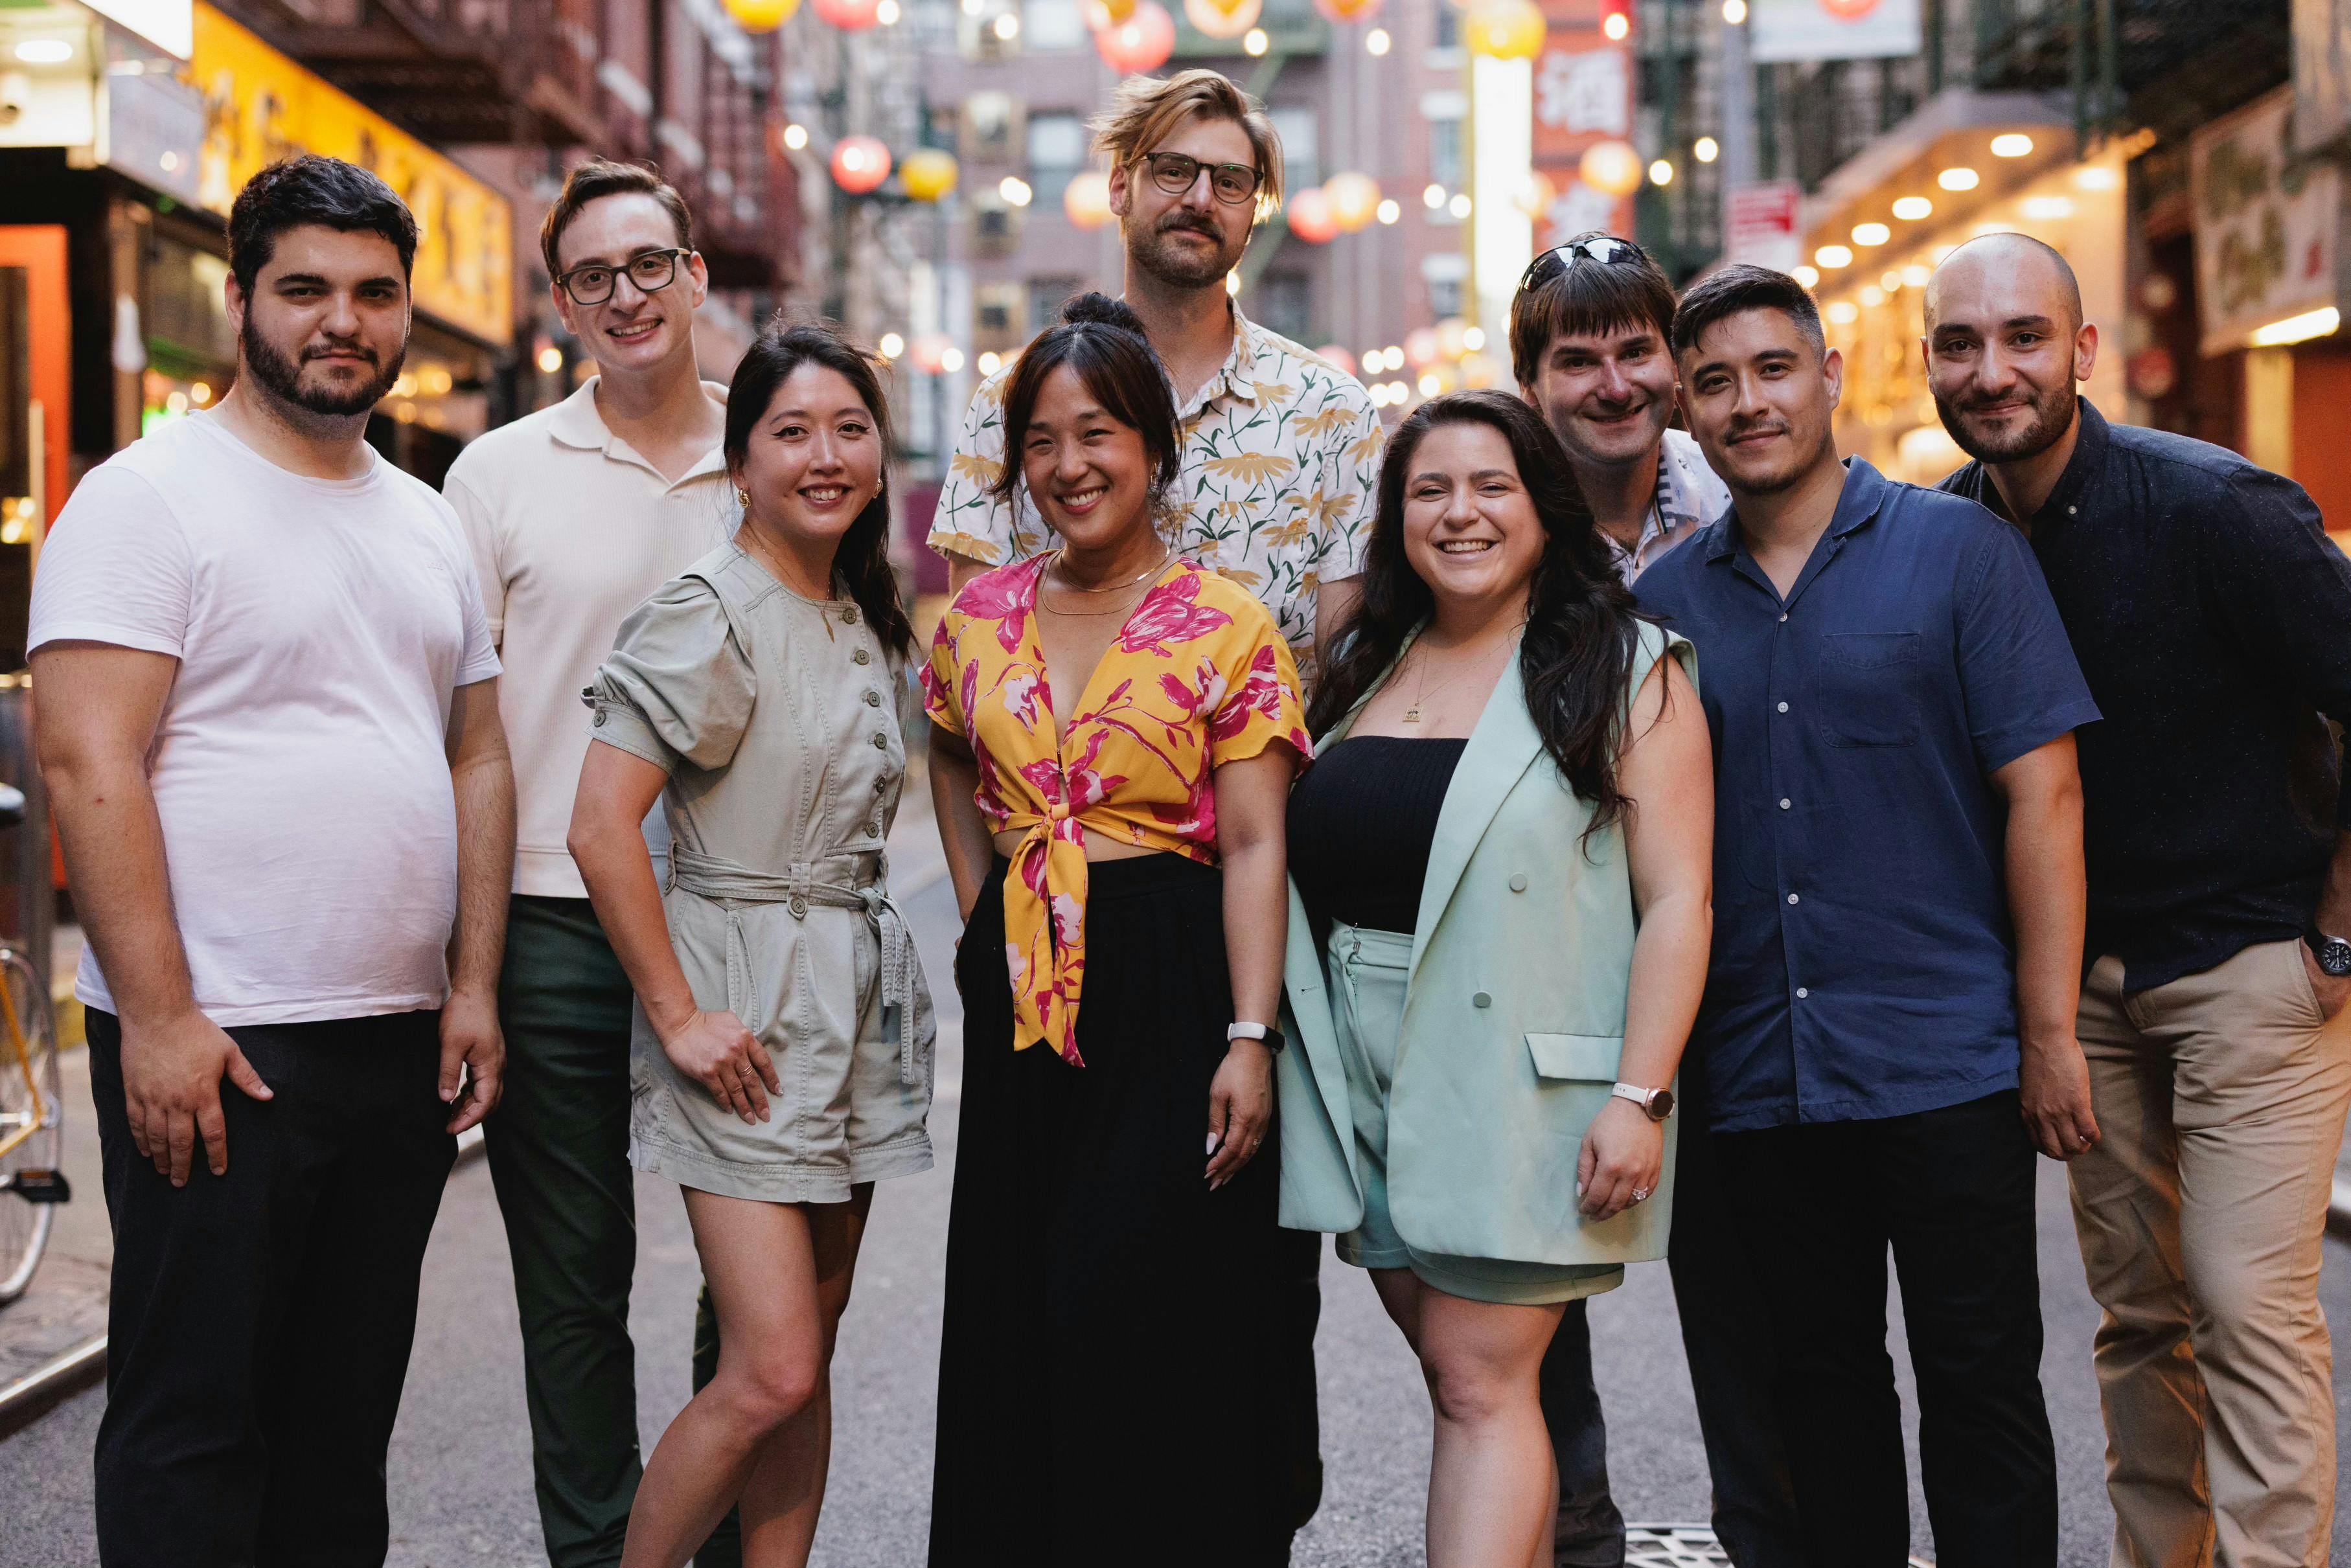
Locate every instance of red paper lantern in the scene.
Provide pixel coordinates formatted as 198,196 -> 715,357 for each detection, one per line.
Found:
1064,170 -> 1115,229
814,0 -> 883,26
1285,187 -> 1338,244
831,135 -> 893,194
1095,1 -> 1175,72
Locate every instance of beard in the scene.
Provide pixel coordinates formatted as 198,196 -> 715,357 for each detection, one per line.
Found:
1129,210 -> 1246,291
240,317 -> 406,419
1721,420 -> 1833,497
1933,375 -> 2076,464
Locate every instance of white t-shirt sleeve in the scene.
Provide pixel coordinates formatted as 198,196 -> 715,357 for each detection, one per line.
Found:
28,466 -> 195,659
435,501 -> 503,687
442,469 -> 506,644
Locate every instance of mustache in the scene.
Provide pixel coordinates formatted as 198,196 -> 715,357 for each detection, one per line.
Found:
1724,418 -> 1787,442
301,341 -> 379,365
1157,214 -> 1222,239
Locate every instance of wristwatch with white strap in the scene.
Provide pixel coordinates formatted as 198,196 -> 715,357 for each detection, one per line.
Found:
1227,1021 -> 1287,1054
1611,1082 -> 1675,1121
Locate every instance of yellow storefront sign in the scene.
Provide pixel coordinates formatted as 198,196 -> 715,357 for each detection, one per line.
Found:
188,2 -> 513,346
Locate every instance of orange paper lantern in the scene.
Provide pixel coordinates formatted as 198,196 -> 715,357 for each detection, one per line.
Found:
1095,0 -> 1175,71
1324,171 -> 1381,232
1185,0 -> 1260,37
831,135 -> 893,194
1084,0 -> 1139,23
1311,0 -> 1381,20
1577,139 -> 1643,198
1286,187 -> 1338,243
1511,168 -> 1557,220
1463,0 -> 1542,58
1064,170 -> 1115,229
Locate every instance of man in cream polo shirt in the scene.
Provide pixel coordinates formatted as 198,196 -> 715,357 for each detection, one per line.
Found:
442,159 -> 732,1568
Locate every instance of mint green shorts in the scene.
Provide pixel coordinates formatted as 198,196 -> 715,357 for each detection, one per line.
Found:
1325,921 -> 1623,1308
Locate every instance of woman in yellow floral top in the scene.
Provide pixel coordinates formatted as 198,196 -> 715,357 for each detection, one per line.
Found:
922,295 -> 1311,1564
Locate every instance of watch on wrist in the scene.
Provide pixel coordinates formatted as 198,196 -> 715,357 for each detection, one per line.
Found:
1609,1082 -> 1675,1122
1227,1021 -> 1287,1054
2308,929 -> 2351,979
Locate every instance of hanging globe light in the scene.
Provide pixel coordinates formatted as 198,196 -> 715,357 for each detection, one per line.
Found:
1185,0 -> 1261,38
1311,0 -> 1381,20
1064,170 -> 1116,229
1463,0 -> 1543,58
1324,172 -> 1382,233
724,0 -> 801,30
831,135 -> 893,194
1434,316 -> 1470,359
901,148 -> 960,201
1577,139 -> 1644,198
1096,1 -> 1175,70
1404,328 -> 1442,367
814,0 -> 883,27
1285,186 -> 1338,244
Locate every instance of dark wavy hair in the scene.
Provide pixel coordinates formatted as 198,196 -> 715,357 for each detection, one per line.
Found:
990,292 -> 1182,518
1309,389 -> 1655,835
724,317 -> 914,659
229,155 -> 419,294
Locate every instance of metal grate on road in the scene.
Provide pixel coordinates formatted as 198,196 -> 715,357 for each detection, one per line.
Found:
1627,1525 -> 1933,1567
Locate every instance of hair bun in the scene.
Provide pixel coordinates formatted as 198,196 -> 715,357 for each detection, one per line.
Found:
1060,291 -> 1149,338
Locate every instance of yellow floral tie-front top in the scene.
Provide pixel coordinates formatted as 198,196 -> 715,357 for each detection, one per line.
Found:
923,556 -> 1311,1064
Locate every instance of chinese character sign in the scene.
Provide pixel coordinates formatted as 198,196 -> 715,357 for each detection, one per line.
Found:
2192,85 -> 2341,354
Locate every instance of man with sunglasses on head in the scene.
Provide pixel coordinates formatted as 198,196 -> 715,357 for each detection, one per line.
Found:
441,158 -> 735,1568
928,69 -> 1382,1560
1509,234 -> 1798,1568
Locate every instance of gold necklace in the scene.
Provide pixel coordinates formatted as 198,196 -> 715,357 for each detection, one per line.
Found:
1049,546 -> 1171,593
1400,628 -> 1519,724
1038,549 -> 1170,617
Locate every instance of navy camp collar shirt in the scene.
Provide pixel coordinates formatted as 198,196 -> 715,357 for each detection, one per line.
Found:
1633,459 -> 2100,1132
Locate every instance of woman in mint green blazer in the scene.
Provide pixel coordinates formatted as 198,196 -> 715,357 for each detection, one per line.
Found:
1279,391 -> 1714,1567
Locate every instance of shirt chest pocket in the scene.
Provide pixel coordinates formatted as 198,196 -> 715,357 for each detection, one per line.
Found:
1812,631 -> 1921,748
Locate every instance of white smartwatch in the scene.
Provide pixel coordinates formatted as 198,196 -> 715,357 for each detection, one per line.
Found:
1227,1021 -> 1287,1053
1610,1082 -> 1675,1122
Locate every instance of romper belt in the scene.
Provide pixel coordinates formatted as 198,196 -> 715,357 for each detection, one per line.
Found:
667,844 -> 924,1085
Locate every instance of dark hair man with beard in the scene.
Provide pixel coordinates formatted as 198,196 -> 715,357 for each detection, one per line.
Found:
1636,264 -> 2093,1568
29,155 -> 514,1565
1929,232 -> 2351,1568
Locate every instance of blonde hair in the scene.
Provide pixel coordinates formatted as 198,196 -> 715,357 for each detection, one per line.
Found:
1086,68 -> 1285,217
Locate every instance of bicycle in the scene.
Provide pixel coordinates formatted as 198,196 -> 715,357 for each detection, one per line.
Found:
0,780 -> 69,1304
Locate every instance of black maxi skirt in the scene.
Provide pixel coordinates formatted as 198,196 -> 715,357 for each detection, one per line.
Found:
928,854 -> 1299,1567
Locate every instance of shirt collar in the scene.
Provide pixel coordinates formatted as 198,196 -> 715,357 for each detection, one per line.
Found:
1702,457 -> 1887,561
544,374 -> 733,483
2036,397 -> 2109,525
1184,304 -> 1266,416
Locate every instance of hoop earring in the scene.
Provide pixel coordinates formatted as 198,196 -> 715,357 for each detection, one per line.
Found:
735,489 -> 751,510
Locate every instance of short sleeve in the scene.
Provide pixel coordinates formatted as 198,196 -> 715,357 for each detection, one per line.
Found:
1953,514 -> 2101,774
28,466 -> 194,659
927,378 -> 1014,567
1313,393 -> 1385,582
921,611 -> 969,736
442,470 -> 505,643
584,576 -> 754,773
1207,604 -> 1313,769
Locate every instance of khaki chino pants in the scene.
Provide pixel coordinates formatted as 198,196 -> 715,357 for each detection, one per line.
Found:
2070,938 -> 2351,1568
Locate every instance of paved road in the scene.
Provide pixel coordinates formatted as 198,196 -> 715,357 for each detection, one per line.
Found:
8,864 -> 2351,1565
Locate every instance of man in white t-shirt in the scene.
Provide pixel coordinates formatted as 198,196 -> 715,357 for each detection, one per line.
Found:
440,159 -> 732,1568
1509,234 -> 1795,1568
29,156 -> 514,1568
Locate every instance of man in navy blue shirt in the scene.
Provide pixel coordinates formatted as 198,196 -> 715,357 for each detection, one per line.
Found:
1927,233 -> 2351,1568
1634,265 -> 2100,1568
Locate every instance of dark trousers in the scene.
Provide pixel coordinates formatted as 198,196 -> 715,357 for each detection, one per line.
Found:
1536,1087 -> 1802,1568
86,1006 -> 455,1568
1715,1089 -> 2058,1568
485,895 -> 644,1568
1663,1091 -> 1802,1568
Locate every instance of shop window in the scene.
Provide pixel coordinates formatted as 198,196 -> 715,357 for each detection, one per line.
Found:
1027,113 -> 1088,204
960,91 -> 1025,165
974,281 -> 1029,353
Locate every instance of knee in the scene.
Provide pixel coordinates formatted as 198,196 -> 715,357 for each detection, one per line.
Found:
715,1350 -> 821,1437
1420,1347 -> 1520,1429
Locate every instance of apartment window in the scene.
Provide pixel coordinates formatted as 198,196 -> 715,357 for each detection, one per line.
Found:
1428,115 -> 1464,194
1027,113 -> 1088,203
975,281 -> 1029,352
1029,275 -> 1086,331
970,192 -> 1026,258
1024,0 -> 1086,50
1268,106 -> 1318,192
1423,253 -> 1468,321
1250,270 -> 1312,347
1432,3 -> 1459,52
960,91 -> 1025,165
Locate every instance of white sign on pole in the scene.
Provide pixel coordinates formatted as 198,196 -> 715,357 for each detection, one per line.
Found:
1749,0 -> 1920,63
1725,180 -> 1804,273
2191,86 -> 2342,355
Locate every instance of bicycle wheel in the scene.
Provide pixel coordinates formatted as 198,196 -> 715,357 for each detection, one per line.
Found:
0,949 -> 62,1304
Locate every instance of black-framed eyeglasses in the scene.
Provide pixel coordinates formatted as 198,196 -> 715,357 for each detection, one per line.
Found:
1136,151 -> 1263,206
1517,236 -> 1650,295
555,247 -> 693,306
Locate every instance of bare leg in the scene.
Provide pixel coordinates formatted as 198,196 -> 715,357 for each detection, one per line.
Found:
1418,1284 -> 1566,1568
619,1191 -> 829,1568
737,1186 -> 873,1567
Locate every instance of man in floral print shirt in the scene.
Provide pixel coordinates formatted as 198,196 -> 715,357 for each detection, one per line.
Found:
928,69 -> 1383,690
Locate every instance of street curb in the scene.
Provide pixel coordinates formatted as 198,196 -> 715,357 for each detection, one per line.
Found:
0,1333 -> 106,1439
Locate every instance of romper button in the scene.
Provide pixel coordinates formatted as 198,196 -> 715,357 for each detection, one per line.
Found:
866,690 -> 882,707
853,648 -> 871,665
841,606 -> 859,625
1509,875 -> 1528,892
789,896 -> 808,918
871,733 -> 889,750
593,711 -> 606,726
1472,991 -> 1491,1008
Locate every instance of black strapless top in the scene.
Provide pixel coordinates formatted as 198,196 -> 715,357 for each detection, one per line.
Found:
1286,734 -> 1468,935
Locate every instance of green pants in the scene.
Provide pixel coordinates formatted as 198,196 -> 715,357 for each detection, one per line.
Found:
486,896 -> 643,1568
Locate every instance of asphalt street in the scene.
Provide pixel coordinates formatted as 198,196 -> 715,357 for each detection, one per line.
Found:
6,864 -> 2351,1565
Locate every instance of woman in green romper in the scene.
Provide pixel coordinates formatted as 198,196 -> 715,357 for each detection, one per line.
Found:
569,322 -> 935,1568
